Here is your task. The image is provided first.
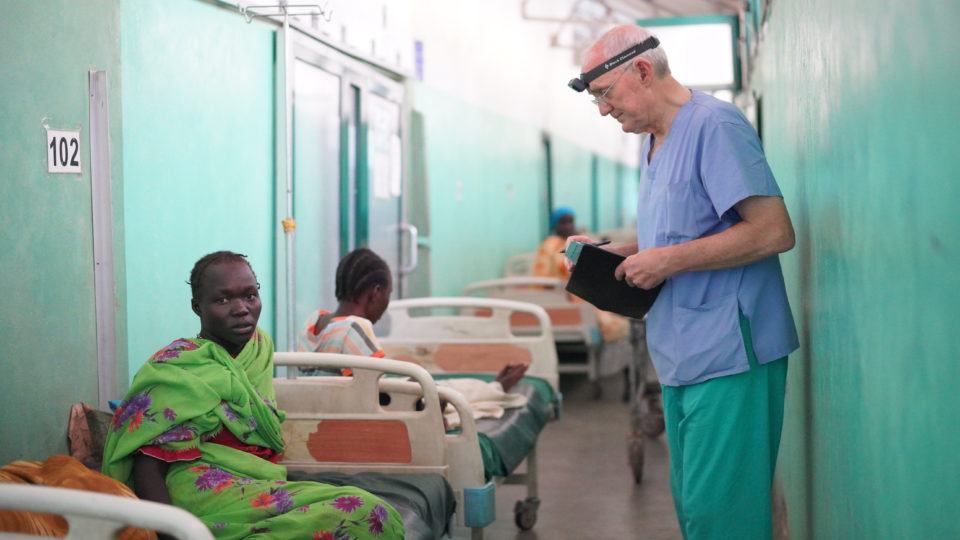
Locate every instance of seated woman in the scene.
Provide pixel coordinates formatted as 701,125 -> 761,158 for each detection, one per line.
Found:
102,251 -> 403,539
298,248 -> 528,413
533,206 -> 628,342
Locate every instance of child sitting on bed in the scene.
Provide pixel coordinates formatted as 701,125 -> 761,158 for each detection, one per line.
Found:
297,248 -> 528,424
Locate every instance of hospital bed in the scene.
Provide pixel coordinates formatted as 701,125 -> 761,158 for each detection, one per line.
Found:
70,361 -> 476,540
462,277 -> 603,395
377,296 -> 561,531
502,251 -> 537,277
596,227 -> 638,244
0,484 -> 212,539
273,353 -> 492,540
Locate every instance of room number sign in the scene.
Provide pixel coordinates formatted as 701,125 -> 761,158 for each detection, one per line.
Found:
46,128 -> 81,174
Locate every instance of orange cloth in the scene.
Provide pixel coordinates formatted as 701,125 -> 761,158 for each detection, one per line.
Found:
0,455 -> 157,539
531,235 -> 570,280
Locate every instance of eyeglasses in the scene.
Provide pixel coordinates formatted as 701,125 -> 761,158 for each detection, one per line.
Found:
590,64 -> 631,106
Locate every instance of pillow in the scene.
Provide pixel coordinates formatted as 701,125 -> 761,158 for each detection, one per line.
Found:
67,403 -> 113,470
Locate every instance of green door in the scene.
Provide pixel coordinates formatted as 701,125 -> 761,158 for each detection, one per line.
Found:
292,57 -> 342,334
287,41 -> 413,343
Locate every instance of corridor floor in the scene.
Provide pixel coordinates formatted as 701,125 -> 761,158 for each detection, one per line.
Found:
455,374 -> 682,539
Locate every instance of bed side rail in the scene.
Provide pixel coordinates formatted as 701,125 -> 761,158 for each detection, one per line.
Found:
273,352 -> 488,529
0,484 -> 213,540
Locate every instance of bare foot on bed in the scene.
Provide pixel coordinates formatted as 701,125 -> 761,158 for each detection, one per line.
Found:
495,363 -> 528,392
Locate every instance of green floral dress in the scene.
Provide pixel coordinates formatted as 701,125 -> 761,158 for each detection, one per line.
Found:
102,330 -> 403,539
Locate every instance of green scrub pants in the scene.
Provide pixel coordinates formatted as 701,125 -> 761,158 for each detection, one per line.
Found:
661,314 -> 788,540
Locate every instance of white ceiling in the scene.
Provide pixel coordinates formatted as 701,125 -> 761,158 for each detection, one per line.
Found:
521,0 -> 743,55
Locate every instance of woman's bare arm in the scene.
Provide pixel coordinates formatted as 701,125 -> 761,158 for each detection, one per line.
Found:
132,452 -> 172,505
132,453 -> 178,540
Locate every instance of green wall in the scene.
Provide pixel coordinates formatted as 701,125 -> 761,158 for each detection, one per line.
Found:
551,137 -> 594,232
121,0 -> 277,379
755,1 -> 960,537
595,155 -> 638,233
412,87 -> 640,294
552,140 -> 636,235
0,0 -> 125,464
413,86 -> 546,296
619,163 -> 640,229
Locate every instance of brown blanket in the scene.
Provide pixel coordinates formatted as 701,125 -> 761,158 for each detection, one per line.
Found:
0,455 -> 156,539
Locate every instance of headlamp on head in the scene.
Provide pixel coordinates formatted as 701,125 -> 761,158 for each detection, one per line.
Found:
568,36 -> 660,93
567,77 -> 588,93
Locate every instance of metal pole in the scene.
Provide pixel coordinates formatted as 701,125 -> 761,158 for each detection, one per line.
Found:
280,3 -> 297,354
89,70 -> 117,408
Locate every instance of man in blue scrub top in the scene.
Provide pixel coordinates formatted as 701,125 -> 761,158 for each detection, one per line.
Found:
567,25 -> 799,540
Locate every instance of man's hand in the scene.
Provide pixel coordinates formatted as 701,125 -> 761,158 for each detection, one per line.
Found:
614,247 -> 672,289
563,234 -> 596,272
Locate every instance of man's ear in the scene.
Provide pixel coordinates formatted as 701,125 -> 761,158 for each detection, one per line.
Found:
191,298 -> 201,317
633,57 -> 652,83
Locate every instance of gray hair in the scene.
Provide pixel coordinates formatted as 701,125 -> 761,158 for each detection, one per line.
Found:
596,25 -> 670,78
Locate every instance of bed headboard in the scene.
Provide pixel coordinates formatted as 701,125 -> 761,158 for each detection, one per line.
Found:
502,252 -> 537,277
462,277 -> 599,344
377,297 -> 559,391
463,276 -> 567,304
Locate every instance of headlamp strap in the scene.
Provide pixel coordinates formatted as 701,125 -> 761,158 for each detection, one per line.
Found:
579,36 -> 660,87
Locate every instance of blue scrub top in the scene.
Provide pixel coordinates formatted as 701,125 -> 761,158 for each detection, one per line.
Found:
637,91 -> 798,386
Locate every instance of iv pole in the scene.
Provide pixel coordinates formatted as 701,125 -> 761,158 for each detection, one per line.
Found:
239,2 -> 330,355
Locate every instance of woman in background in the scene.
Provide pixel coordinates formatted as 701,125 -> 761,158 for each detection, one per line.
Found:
532,206 -> 578,280
533,207 -> 628,343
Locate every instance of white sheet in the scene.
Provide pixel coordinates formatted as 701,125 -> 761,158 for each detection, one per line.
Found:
437,379 -> 528,429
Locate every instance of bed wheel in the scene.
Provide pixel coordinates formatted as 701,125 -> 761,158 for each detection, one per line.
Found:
639,392 -> 665,437
590,380 -> 603,400
514,497 -> 540,530
628,436 -> 645,484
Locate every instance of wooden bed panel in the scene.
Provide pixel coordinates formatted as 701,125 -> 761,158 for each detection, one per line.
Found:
434,343 -> 532,371
510,307 -> 581,327
306,420 -> 412,464
509,311 -> 538,327
545,307 -> 582,326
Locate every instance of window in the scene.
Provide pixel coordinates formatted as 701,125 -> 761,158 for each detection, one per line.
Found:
638,15 -> 740,92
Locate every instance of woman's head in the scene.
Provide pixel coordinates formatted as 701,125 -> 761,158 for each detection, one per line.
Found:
335,248 -> 392,323
189,251 -> 262,355
550,207 -> 576,238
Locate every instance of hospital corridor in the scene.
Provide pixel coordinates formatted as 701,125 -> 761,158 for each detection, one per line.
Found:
1,0 -> 957,539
